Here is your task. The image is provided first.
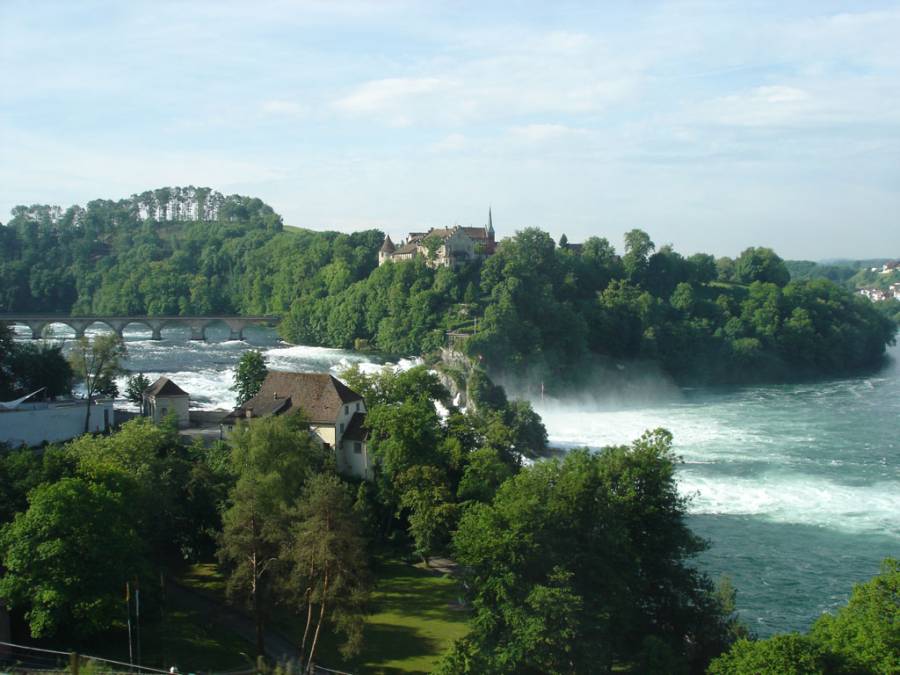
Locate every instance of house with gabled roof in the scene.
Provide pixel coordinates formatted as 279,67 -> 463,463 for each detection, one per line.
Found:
223,371 -> 373,480
143,376 -> 190,428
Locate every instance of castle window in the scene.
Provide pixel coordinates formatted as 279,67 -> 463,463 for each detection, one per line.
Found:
340,423 -> 345,434
354,442 -> 362,454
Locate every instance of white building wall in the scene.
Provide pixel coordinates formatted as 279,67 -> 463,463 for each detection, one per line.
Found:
340,439 -> 372,480
0,401 -> 114,447
149,395 -> 190,428
335,400 -> 365,445
311,424 -> 336,446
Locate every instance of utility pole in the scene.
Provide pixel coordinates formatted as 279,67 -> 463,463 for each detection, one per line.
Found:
126,582 -> 133,667
135,578 -> 142,668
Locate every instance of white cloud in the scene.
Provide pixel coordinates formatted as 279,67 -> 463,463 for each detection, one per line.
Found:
261,99 -> 307,116
334,77 -> 453,125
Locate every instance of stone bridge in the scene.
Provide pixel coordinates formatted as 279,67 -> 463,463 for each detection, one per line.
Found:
0,314 -> 280,341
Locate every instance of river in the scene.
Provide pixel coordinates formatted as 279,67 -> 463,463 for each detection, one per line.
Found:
11,323 -> 899,636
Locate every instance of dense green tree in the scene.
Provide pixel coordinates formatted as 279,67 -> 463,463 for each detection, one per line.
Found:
233,349 -> 268,405
440,430 -> 736,674
7,341 -> 73,397
623,228 -> 656,283
125,372 -> 152,404
689,253 -> 718,284
282,473 -> 371,669
65,417 -> 224,563
810,558 -> 899,675
733,247 -> 791,286
716,256 -> 736,282
0,190 -> 383,320
67,334 -> 126,432
456,447 -> 515,504
505,400 -> 547,454
218,415 -> 330,655
340,364 -> 524,548
397,465 -> 458,564
0,446 -> 75,525
707,635 -> 831,675
0,477 -> 144,638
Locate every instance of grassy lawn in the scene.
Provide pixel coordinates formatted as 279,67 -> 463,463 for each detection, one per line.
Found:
180,557 -> 469,674
180,562 -> 228,595
60,597 -> 254,673
309,559 -> 469,674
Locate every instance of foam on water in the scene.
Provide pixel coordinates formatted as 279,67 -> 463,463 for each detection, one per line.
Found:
680,471 -> 899,537
534,349 -> 900,633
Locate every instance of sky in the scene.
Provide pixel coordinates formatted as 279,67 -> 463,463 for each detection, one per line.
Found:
1,1 -> 898,260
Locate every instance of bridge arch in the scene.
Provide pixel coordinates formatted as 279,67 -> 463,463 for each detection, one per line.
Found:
82,320 -> 119,338
3,319 -> 40,339
39,321 -> 77,339
201,318 -> 243,342
120,320 -> 155,340
157,319 -> 192,341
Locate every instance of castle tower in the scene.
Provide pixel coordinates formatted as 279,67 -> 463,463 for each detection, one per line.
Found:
378,234 -> 396,265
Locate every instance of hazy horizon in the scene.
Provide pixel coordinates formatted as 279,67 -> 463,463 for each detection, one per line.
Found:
2,1 -> 898,260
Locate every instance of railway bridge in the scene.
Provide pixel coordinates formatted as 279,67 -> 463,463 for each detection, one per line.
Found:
0,314 -> 280,341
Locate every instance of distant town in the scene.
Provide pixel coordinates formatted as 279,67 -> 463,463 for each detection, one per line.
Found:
857,260 -> 900,302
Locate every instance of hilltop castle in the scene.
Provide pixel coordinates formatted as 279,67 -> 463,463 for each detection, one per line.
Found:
378,209 -> 496,268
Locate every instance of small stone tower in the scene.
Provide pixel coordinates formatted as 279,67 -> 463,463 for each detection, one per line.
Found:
378,234 -> 396,265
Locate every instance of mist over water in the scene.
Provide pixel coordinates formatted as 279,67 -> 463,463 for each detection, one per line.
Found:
12,324 -> 899,635
535,344 -> 899,634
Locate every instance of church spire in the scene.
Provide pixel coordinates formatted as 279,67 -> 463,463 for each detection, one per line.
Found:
487,206 -> 494,238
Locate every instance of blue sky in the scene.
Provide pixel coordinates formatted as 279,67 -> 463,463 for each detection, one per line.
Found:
1,1 -> 898,259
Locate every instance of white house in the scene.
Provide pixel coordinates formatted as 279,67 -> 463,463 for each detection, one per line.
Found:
859,287 -> 889,302
0,394 -> 113,447
223,371 -> 373,480
143,377 -> 190,428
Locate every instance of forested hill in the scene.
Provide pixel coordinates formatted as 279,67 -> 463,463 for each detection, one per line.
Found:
1,188 -> 896,389
0,187 -> 384,316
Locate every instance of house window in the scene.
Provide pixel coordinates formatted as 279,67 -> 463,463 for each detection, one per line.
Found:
354,442 -> 362,454
356,402 -> 360,412
344,405 -> 349,415
339,423 -> 345,433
